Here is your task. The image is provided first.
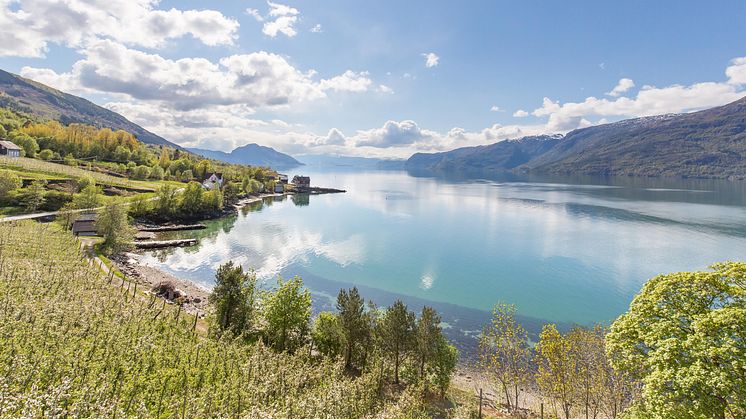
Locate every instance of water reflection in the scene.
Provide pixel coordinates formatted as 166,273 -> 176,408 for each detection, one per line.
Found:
141,170 -> 746,329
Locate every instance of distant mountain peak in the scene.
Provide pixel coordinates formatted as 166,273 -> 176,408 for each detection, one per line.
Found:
188,144 -> 302,170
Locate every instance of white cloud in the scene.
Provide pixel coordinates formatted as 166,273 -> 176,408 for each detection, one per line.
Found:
490,105 -> 503,112
261,1 -> 299,38
318,70 -> 372,93
0,0 -> 239,57
354,120 -> 431,148
378,84 -> 394,94
21,40 -> 375,112
246,8 -> 263,21
310,24 -> 322,33
726,57 -> 746,85
267,1 -> 298,17
422,52 -> 439,68
606,78 -> 635,97
513,109 -> 529,118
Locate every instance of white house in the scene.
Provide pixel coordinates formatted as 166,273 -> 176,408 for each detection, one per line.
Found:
202,172 -> 223,189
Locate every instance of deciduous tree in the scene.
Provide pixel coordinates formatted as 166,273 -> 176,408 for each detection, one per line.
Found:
479,303 -> 531,412
606,262 -> 746,418
262,275 -> 311,353
209,261 -> 257,338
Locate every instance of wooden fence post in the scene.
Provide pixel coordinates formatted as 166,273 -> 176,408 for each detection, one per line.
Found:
478,388 -> 482,418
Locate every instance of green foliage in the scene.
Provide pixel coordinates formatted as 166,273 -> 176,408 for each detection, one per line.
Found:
432,336 -> 458,397
149,164 -> 164,180
155,184 -> 178,217
72,184 -> 103,209
40,190 -> 73,211
203,187 -> 224,212
415,306 -> 442,382
262,275 -> 311,353
209,261 -> 257,338
9,133 -> 38,157
479,302 -> 531,412
606,262 -> 746,418
379,299 -> 416,384
337,287 -> 369,369
132,165 -> 150,180
0,169 -> 22,200
18,180 -> 46,211
38,149 -> 53,160
0,221 -> 408,417
180,181 -> 204,215
536,323 -> 576,419
96,203 -> 135,255
312,311 -> 345,358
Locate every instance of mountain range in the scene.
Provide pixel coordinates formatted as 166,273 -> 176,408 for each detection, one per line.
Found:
188,144 -> 302,169
407,96 -> 746,179
0,69 -> 177,147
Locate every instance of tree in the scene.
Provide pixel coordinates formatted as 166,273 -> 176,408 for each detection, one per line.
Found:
38,149 -> 53,160
0,170 -> 21,200
180,169 -> 194,182
312,311 -> 345,357
209,261 -> 257,337
243,178 -> 263,194
129,194 -> 151,218
379,300 -> 415,384
535,324 -> 576,419
72,184 -> 103,209
150,165 -> 164,180
416,306 -> 442,382
155,184 -> 179,216
10,133 -> 38,157
262,275 -> 311,353
223,182 -> 241,205
479,303 -> 531,413
431,336 -> 458,398
203,188 -> 224,212
606,262 -> 746,419
132,165 -> 150,180
19,181 -> 46,211
96,203 -> 135,254
567,326 -> 608,419
336,287 -> 368,370
180,181 -> 204,215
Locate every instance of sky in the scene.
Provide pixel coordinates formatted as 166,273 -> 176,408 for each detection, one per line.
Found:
1,0 -> 746,158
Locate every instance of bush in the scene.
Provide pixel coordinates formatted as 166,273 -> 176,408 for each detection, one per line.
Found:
38,149 -> 54,160
40,190 -> 73,211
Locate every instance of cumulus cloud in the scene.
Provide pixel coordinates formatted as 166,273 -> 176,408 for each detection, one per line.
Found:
22,40 -> 373,112
606,78 -> 635,97
249,1 -> 299,38
726,57 -> 746,85
422,52 -> 439,68
490,105 -> 503,112
0,0 -> 239,57
513,109 -> 529,117
318,70 -> 372,93
378,84 -> 394,94
310,24 -> 322,33
352,120 -> 437,148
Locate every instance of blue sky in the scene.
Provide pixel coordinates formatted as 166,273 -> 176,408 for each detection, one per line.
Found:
1,0 -> 746,157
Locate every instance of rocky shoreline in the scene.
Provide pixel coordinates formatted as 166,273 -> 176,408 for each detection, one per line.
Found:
112,253 -> 211,318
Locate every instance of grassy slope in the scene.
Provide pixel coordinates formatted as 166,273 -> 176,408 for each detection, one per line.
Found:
0,221 -> 402,417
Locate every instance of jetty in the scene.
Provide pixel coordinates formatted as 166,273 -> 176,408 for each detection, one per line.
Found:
134,239 -> 198,249
139,224 -> 207,232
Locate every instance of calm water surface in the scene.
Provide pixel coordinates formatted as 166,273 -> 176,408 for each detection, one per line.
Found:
141,169 -> 746,346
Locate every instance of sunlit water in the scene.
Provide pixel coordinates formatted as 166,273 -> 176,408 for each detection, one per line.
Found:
140,169 -> 746,350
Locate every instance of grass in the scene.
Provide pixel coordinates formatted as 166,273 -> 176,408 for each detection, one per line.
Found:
0,221 -> 428,417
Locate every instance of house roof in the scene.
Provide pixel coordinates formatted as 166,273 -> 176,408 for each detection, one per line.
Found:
72,219 -> 97,235
0,140 -> 21,150
203,172 -> 223,181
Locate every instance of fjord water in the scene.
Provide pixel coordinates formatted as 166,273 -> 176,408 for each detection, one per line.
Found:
142,169 -> 746,334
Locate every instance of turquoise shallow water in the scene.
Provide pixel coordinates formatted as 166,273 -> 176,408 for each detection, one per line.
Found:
141,170 -> 746,331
